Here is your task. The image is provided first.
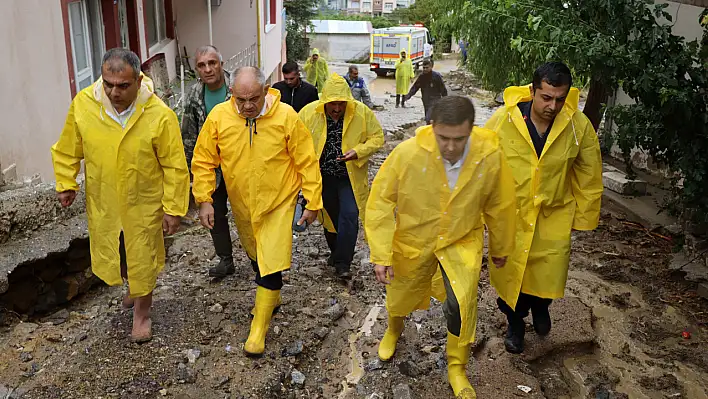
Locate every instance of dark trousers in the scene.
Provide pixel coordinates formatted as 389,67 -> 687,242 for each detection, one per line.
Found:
395,95 -> 406,107
321,174 -> 359,269
251,259 -> 283,290
440,266 -> 462,336
497,292 -> 552,320
210,181 -> 233,260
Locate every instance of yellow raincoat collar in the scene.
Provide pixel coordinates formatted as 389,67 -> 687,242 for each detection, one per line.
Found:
315,73 -> 355,113
502,84 -> 580,115
93,72 -> 155,112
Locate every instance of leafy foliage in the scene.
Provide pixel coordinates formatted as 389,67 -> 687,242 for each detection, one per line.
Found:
435,0 -> 708,223
285,0 -> 320,61
315,11 -> 395,29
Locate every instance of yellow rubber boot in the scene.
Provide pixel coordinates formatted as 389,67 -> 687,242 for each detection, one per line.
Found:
447,332 -> 476,399
244,287 -> 280,356
378,316 -> 404,361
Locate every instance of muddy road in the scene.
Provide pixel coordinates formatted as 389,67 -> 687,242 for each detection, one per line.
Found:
1,66 -> 707,399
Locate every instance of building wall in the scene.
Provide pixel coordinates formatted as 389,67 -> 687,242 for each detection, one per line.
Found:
260,0 -> 285,80
173,0 -> 258,65
0,1 -> 72,182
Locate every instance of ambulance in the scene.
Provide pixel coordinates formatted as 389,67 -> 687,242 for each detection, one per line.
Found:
369,24 -> 434,77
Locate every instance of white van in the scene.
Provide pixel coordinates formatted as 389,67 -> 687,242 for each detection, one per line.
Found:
369,25 -> 434,77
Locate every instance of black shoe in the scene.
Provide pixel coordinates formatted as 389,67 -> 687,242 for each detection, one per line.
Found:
327,253 -> 335,267
334,264 -> 351,279
532,305 -> 552,336
504,322 -> 525,354
209,257 -> 235,278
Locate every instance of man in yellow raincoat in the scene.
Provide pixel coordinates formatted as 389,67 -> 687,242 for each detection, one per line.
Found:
303,48 -> 330,94
395,50 -> 413,108
485,62 -> 603,354
51,48 -> 190,343
299,74 -> 384,278
367,96 -> 517,399
191,66 -> 322,356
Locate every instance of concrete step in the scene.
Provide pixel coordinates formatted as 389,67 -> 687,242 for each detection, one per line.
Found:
602,163 -> 648,196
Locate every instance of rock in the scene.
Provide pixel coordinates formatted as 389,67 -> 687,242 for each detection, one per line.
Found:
0,385 -> 10,398
392,383 -> 413,399
184,348 -> 201,364
176,363 -> 196,384
159,388 -> 168,396
23,362 -> 39,377
274,326 -> 281,335
215,376 -> 230,387
314,327 -> 329,340
602,171 -> 647,196
209,303 -> 224,313
365,359 -> 384,371
291,369 -> 306,386
46,332 -> 63,342
13,322 -> 39,336
45,309 -> 70,325
367,393 -> 384,399
299,307 -> 315,317
283,340 -> 304,357
324,303 -> 345,322
398,360 -> 421,377
697,283 -> 708,300
20,352 -> 33,362
421,345 -> 440,354
2,163 -> 17,182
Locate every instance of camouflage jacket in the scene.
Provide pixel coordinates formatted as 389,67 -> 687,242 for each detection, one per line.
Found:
181,71 -> 232,187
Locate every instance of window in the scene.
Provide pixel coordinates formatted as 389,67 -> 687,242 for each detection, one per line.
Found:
264,0 -> 276,27
146,0 -> 167,47
384,3 -> 393,10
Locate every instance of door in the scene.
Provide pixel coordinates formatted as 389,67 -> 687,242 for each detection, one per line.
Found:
68,0 -> 94,91
117,0 -> 130,48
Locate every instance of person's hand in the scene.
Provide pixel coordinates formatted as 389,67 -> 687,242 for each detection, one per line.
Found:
163,214 -> 181,235
199,202 -> 215,230
57,190 -> 77,208
491,256 -> 507,268
374,264 -> 394,285
297,209 -> 317,227
338,150 -> 358,162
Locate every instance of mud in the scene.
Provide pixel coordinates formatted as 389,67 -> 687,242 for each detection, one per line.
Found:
1,66 -> 707,399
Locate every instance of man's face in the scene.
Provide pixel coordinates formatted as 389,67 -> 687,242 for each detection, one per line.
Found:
233,80 -> 269,119
195,51 -> 223,86
102,64 -> 141,113
401,52 -> 407,59
349,68 -> 359,80
283,71 -> 300,88
325,101 -> 346,121
532,81 -> 569,121
312,54 -> 319,62
422,64 -> 432,74
433,121 -> 472,164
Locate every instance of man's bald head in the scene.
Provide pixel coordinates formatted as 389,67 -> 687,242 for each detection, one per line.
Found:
232,66 -> 269,119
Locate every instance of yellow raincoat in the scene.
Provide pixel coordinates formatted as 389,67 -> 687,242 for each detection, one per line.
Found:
366,125 -> 517,345
395,54 -> 414,95
191,89 -> 323,276
304,48 -> 330,94
51,75 -> 190,297
485,85 -> 603,310
298,74 -> 384,230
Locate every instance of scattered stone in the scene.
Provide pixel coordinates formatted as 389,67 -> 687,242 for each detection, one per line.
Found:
45,309 -> 70,325
392,383 -> 413,399
421,345 -> 440,354
274,326 -> 281,335
314,327 -> 329,340
283,340 -> 304,357
216,376 -> 230,387
291,369 -> 306,386
75,332 -> 88,343
46,332 -> 63,342
159,388 -> 168,396
299,307 -> 315,317
19,352 -> 32,362
365,359 -> 384,371
176,363 -> 196,384
184,348 -> 201,364
13,322 -> 39,336
2,163 -> 17,182
23,362 -> 39,377
209,303 -> 224,313
324,303 -> 345,322
398,360 -> 421,377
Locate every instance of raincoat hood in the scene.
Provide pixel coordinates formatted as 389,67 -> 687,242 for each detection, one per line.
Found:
315,73 -> 355,113
312,48 -> 321,56
502,84 -> 580,114
93,72 -> 155,111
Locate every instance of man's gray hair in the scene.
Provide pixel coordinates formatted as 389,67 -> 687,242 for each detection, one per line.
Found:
102,48 -> 141,78
195,45 -> 223,62
232,66 -> 266,87
348,65 -> 359,72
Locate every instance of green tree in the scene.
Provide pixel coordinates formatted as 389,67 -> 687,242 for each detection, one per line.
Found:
285,0 -> 320,61
435,0 -> 708,223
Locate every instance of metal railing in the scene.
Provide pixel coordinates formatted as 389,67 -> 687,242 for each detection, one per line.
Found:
223,43 -> 259,73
